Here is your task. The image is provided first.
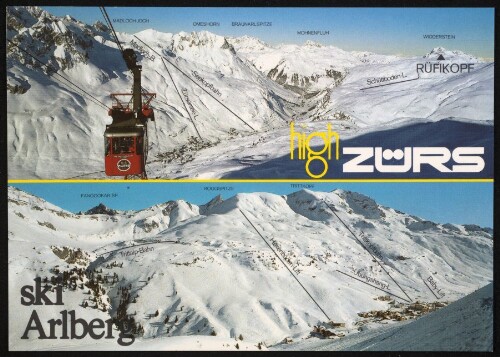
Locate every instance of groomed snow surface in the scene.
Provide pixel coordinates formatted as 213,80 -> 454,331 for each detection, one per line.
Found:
8,186 -> 493,351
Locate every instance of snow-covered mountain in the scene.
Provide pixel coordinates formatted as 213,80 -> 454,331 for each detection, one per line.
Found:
8,186 -> 493,350
231,39 -> 361,93
6,6 -> 297,179
423,46 -> 482,62
6,6 -> 494,179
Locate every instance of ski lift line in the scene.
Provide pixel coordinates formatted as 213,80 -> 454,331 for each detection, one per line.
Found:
64,170 -> 106,179
136,38 -> 203,140
151,98 -> 171,108
360,73 -> 420,90
133,35 -> 256,132
324,202 -> 413,302
335,270 -> 411,303
238,208 -> 332,322
140,86 -> 162,107
159,54 -> 203,140
132,35 -> 204,139
7,39 -> 110,110
152,118 -> 160,155
98,8 -> 153,98
7,39 -> 108,110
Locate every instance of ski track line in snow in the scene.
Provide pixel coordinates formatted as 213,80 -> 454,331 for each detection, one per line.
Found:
324,201 -> 413,302
156,47 -> 203,140
422,278 -> 441,300
7,39 -> 110,110
64,170 -> 106,179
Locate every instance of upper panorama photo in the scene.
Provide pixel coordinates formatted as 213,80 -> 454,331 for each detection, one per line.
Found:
6,6 -> 494,180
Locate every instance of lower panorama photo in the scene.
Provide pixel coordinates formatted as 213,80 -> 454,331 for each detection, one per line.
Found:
8,182 -> 493,351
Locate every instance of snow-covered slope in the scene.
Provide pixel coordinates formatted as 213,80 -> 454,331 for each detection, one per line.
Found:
231,39 -> 363,93
6,6 -> 297,179
276,283 -> 493,351
8,186 -> 493,350
7,6 -> 493,179
346,282 -> 493,351
308,48 -> 491,126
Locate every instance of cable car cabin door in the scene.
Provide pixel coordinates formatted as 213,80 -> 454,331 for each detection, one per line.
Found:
104,128 -> 146,177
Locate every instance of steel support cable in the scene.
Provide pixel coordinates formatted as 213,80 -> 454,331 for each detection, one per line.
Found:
100,7 -> 155,99
99,7 -> 124,53
142,58 -> 203,141
100,11 -> 202,140
100,9 -> 160,120
159,55 -> 202,140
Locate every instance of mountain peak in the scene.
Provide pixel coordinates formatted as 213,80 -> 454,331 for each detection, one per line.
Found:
93,20 -> 109,32
423,47 -> 481,62
83,203 -> 117,216
304,40 -> 324,47
202,194 -> 224,211
430,46 -> 447,53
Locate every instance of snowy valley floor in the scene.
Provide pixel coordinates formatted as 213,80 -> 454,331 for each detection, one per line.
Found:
56,117 -> 492,180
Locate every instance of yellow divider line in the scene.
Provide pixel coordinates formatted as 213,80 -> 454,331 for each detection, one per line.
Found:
7,178 -> 494,184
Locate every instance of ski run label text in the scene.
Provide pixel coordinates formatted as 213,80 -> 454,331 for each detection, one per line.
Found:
352,269 -> 389,290
119,246 -> 154,258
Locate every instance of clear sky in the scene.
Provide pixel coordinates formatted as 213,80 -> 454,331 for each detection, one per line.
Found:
10,182 -> 493,228
41,7 -> 494,58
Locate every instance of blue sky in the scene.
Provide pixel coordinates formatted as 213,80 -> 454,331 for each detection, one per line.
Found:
11,182 -> 493,227
42,7 -> 494,58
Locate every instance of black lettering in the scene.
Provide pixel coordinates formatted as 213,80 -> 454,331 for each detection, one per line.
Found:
34,277 -> 55,305
116,320 -> 135,346
61,309 -> 69,339
69,310 -> 88,339
21,310 -> 47,339
47,319 -> 62,339
105,318 -> 114,339
55,284 -> 64,305
20,285 -> 35,306
88,318 -> 105,339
